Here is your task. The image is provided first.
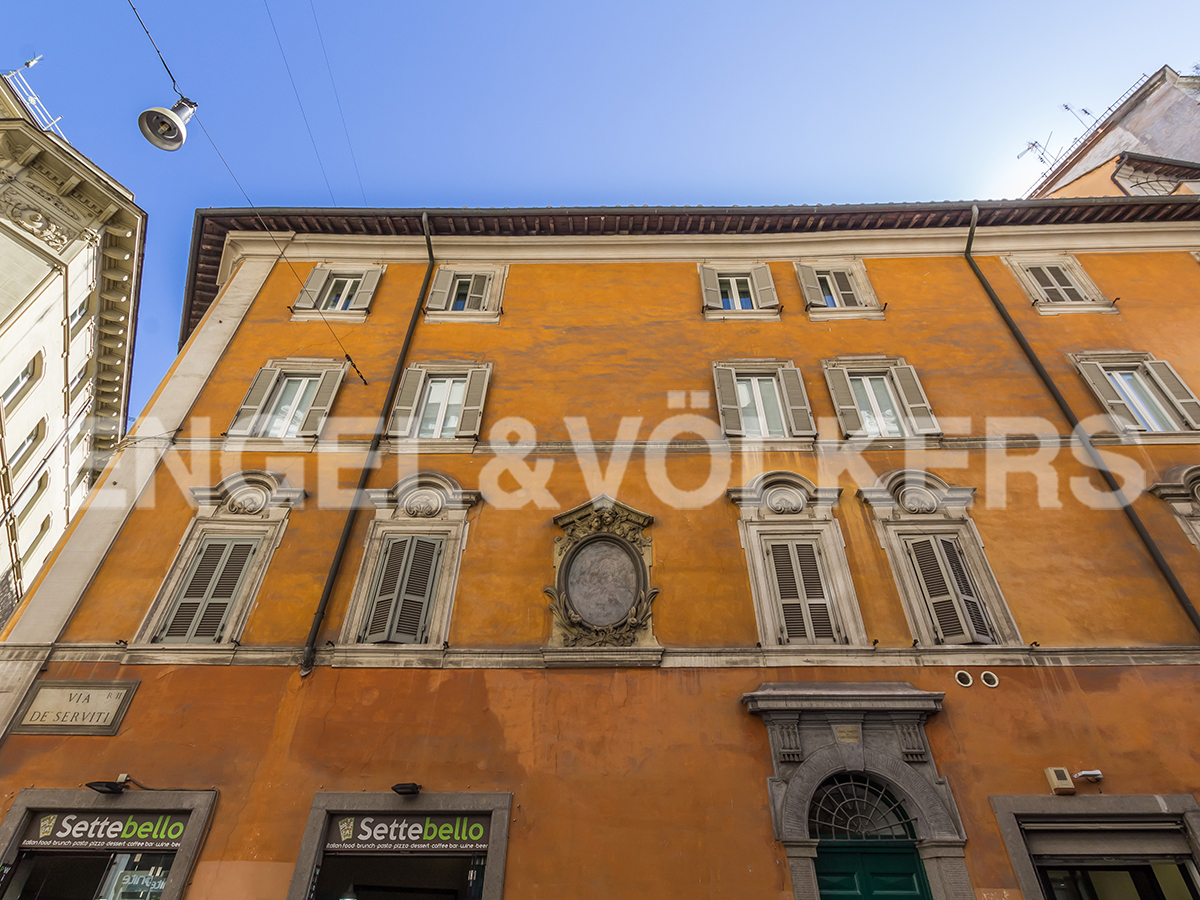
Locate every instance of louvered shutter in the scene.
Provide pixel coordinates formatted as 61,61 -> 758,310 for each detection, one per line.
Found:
425,268 -> 455,311
1026,266 -> 1065,303
1046,265 -> 1087,302
1076,361 -> 1139,430
465,274 -> 490,310
793,542 -> 839,643
389,368 -> 426,436
823,366 -> 864,436
831,270 -> 860,306
939,537 -> 994,644
796,264 -> 825,308
1143,360 -> 1200,429
698,265 -> 723,310
363,537 -> 409,643
227,367 -> 280,436
906,538 -> 970,643
455,367 -> 491,438
349,266 -> 384,310
750,264 -> 779,309
769,542 -> 808,643
777,367 -> 816,436
891,365 -> 941,435
392,537 -> 442,643
161,538 -> 258,643
296,368 -> 345,437
712,366 -> 744,436
294,268 -> 331,310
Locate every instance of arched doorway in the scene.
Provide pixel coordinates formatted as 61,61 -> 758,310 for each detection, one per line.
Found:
810,774 -> 934,900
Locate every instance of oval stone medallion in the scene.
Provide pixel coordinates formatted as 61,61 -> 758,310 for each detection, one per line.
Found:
566,539 -> 639,627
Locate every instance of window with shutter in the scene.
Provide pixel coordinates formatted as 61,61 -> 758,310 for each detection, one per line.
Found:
699,264 -> 782,318
423,265 -> 507,321
796,260 -> 884,320
1009,256 -> 1112,314
360,535 -> 444,644
292,265 -> 384,315
1073,353 -> 1200,433
159,537 -> 260,643
822,358 -> 941,438
227,361 -> 346,440
766,539 -> 841,645
712,362 -> 815,439
904,536 -> 994,645
393,364 -> 493,441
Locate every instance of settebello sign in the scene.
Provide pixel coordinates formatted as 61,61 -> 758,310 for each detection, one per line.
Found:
21,811 -> 189,850
324,813 -> 489,853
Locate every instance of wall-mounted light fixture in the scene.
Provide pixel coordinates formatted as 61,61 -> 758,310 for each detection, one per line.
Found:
391,783 -> 422,796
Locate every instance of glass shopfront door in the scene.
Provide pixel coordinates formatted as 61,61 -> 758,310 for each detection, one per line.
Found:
1,850 -> 175,900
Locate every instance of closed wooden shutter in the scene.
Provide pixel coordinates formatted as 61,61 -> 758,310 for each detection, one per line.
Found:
939,537 -> 994,643
892,365 -> 941,435
392,537 -> 442,643
796,264 -> 825,308
348,266 -> 384,310
831,270 -> 860,306
425,268 -> 455,311
1143,360 -> 1200,429
767,540 -> 839,644
698,265 -> 723,310
455,367 -> 491,438
777,367 -> 816,436
823,365 -> 864,436
1076,361 -> 1140,430
465,274 -> 490,310
1027,265 -> 1087,303
712,366 -> 744,436
906,537 -> 970,643
293,268 -> 331,310
389,368 -> 426,436
362,536 -> 443,644
296,368 -> 345,437
750,264 -> 779,309
161,537 -> 258,643
227,367 -> 280,436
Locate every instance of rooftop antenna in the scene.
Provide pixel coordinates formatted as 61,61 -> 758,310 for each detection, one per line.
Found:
1017,132 -> 1059,166
2,56 -> 67,140
126,0 -> 197,151
1062,103 -> 1096,129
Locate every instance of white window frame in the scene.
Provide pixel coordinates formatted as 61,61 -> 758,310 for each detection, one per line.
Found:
859,470 -> 1021,648
2,352 -> 42,412
290,263 -> 386,321
415,374 -> 469,439
698,263 -> 781,321
822,356 -> 941,439
225,358 -> 348,446
424,264 -> 509,324
338,474 -> 480,652
1005,255 -> 1115,315
712,359 -> 816,445
1071,351 -> 1200,437
795,258 -> 884,321
388,361 -> 493,452
729,472 -> 866,648
134,472 -> 302,647
10,419 -> 45,473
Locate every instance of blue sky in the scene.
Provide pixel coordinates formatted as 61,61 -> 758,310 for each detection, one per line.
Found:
4,1 -> 1197,420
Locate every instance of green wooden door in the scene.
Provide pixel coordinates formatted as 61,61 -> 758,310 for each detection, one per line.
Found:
815,844 -> 933,900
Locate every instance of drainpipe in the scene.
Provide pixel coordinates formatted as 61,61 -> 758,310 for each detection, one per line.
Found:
963,204 -> 1200,636
1109,152 -> 1132,196
300,212 -> 436,674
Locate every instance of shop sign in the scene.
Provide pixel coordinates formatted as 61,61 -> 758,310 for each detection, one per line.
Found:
20,811 -> 190,851
324,813 -> 489,853
10,680 -> 139,735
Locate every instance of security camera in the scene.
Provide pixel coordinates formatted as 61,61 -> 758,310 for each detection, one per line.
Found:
1072,769 -> 1103,782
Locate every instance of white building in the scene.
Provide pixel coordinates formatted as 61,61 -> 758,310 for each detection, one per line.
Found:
0,71 -> 144,623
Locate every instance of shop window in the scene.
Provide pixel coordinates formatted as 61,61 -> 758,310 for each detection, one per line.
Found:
424,264 -> 508,323
698,263 -> 781,320
136,471 -> 303,646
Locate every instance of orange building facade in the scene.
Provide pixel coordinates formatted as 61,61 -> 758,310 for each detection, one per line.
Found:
0,199 -> 1198,900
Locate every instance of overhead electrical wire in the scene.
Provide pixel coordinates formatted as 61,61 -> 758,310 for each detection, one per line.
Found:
308,0 -> 368,206
263,0 -> 338,206
123,1 -> 368,385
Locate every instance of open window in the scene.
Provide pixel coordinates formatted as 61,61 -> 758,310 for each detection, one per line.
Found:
712,360 -> 816,441
795,259 -> 885,321
425,264 -> 508,323
291,264 -> 385,319
822,356 -> 940,439
698,263 -> 781,321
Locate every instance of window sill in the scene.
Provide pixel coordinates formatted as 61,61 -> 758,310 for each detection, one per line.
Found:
424,311 -> 501,324
1033,302 -> 1118,316
1105,429 -> 1200,445
384,436 -> 480,454
703,308 -> 781,322
290,309 -> 368,323
222,436 -> 319,452
726,436 -> 816,452
807,306 -> 885,322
